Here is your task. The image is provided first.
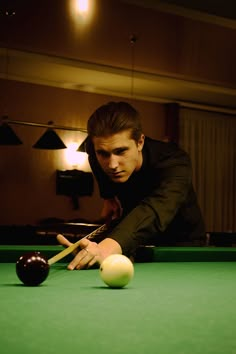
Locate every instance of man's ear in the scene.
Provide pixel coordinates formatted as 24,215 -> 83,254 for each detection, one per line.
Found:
137,134 -> 145,151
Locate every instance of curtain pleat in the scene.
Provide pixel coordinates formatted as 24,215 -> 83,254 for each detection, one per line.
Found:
179,108 -> 236,232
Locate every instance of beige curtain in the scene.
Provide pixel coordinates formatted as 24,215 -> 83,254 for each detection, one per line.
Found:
179,108 -> 236,232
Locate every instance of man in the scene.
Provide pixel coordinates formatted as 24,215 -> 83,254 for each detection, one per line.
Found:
58,101 -> 205,269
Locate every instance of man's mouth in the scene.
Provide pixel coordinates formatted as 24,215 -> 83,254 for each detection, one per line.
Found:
109,171 -> 124,178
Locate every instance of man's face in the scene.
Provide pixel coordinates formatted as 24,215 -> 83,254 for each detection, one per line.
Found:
93,130 -> 145,183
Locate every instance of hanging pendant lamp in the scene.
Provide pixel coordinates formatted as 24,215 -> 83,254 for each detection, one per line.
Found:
77,136 -> 89,153
33,127 -> 67,150
0,122 -> 23,145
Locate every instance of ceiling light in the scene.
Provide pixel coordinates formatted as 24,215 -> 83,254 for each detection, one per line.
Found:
33,128 -> 67,150
77,136 -> 89,152
0,121 -> 23,145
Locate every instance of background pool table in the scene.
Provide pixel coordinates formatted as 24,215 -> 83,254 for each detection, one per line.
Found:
1,245 -> 236,354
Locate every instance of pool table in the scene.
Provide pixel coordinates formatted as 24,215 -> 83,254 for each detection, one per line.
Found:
1,245 -> 236,354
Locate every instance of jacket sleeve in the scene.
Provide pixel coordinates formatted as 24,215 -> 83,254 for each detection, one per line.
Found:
108,148 -> 192,255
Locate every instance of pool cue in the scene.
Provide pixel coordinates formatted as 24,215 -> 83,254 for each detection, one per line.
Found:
48,223 -> 107,265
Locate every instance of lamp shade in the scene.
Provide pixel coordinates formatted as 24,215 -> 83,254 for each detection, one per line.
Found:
0,123 -> 23,145
33,128 -> 67,149
77,136 -> 89,153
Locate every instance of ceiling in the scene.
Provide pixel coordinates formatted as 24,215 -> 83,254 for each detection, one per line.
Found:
123,0 -> 236,23
0,1 -> 236,113
1,47 -> 236,114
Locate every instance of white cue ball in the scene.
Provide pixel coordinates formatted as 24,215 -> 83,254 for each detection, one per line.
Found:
99,254 -> 134,288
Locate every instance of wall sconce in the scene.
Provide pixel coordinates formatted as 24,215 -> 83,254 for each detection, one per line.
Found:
56,169 -> 94,209
63,141 -> 90,170
65,142 -> 80,166
0,116 -> 22,145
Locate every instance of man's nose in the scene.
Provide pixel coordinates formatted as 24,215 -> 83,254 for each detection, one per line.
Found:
108,155 -> 119,169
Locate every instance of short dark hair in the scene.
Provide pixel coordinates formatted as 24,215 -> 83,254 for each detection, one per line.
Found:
87,101 -> 143,143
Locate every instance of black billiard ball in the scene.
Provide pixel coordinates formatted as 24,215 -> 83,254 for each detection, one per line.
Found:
16,251 -> 50,286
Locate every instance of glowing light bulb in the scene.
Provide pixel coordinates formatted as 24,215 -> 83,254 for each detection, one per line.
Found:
76,0 -> 89,14
69,0 -> 95,26
65,142 -> 79,167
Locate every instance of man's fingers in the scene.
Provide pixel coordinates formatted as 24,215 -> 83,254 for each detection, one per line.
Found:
56,236 -> 100,270
68,248 -> 90,270
68,239 -> 99,270
56,234 -> 80,259
79,238 -> 90,249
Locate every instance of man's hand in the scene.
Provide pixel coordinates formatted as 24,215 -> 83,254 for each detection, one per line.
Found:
57,234 -> 122,270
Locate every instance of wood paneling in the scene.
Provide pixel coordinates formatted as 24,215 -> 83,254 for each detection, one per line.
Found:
0,79 -> 165,224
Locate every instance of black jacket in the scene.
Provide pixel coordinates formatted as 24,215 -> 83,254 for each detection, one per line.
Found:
88,137 -> 205,255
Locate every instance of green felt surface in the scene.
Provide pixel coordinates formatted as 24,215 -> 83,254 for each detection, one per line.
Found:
0,247 -> 236,354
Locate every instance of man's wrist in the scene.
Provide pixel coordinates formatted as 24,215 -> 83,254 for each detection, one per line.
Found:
98,237 -> 122,262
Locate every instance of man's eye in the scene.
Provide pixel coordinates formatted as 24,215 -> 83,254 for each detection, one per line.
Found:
97,151 -> 110,158
115,148 -> 127,155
